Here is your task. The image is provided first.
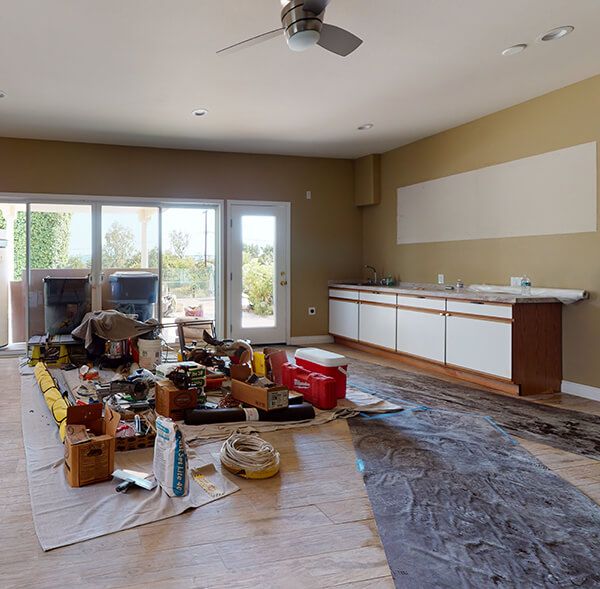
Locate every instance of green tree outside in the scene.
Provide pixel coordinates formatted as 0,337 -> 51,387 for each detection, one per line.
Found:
13,211 -> 72,280
242,244 -> 274,316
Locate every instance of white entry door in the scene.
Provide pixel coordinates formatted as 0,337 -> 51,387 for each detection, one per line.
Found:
228,202 -> 289,344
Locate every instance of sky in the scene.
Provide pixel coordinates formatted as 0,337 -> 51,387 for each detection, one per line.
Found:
66,206 -> 217,259
32,204 -> 275,263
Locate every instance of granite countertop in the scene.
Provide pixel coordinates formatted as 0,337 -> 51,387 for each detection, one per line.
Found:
328,281 -> 564,304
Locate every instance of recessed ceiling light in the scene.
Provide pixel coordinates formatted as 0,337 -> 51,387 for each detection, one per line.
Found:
501,44 -> 527,56
0,91 -> 6,99
358,123 -> 373,131
540,25 -> 574,42
192,108 -> 208,117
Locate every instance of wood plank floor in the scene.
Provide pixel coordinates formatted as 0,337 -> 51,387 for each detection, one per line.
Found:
4,343 -> 600,588
0,358 -> 393,589
322,343 -> 600,505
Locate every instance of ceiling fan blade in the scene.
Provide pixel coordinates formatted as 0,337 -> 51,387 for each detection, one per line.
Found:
302,0 -> 331,14
217,28 -> 283,55
317,23 -> 363,57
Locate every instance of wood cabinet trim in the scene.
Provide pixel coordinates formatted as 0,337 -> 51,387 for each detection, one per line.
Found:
334,336 -> 521,396
358,300 -> 397,309
329,332 -> 358,342
446,311 -> 513,324
450,298 -> 513,307
397,293 -> 445,301
329,297 -> 359,304
444,362 -> 514,383
396,304 -> 446,316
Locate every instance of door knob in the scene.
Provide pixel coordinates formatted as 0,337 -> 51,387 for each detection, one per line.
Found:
280,280 -> 288,286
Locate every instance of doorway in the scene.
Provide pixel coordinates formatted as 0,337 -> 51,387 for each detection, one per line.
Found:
227,201 -> 290,344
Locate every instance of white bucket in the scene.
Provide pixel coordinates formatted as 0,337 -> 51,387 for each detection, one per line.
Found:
138,338 -> 162,370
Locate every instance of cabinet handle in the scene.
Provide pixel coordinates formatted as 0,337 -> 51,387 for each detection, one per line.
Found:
439,312 -> 445,316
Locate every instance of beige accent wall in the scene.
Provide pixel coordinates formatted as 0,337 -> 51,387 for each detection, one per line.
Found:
363,74 -> 600,388
0,137 -> 361,338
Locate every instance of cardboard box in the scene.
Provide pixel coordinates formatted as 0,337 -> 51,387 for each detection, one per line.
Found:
231,379 -> 289,411
64,404 -> 120,487
155,379 -> 198,420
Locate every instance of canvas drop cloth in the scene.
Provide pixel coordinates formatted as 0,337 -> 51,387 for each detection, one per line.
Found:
180,388 -> 402,445
20,368 -> 239,551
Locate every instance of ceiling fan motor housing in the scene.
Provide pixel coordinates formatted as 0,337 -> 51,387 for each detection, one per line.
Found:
281,0 -> 324,51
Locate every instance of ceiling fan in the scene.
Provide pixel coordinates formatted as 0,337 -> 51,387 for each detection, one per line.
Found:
217,0 -> 363,57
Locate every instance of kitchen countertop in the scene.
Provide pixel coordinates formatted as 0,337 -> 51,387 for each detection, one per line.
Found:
328,281 -> 565,304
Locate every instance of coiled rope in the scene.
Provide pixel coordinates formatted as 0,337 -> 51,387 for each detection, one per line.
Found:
220,433 -> 280,479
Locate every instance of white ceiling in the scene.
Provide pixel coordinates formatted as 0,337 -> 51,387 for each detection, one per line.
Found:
0,0 -> 599,158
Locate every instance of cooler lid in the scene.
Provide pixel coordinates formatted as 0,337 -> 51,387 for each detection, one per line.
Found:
295,347 -> 347,367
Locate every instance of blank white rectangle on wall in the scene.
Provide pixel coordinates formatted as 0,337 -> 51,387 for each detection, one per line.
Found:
397,142 -> 597,244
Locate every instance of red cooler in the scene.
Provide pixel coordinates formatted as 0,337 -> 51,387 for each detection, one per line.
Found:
294,348 -> 348,399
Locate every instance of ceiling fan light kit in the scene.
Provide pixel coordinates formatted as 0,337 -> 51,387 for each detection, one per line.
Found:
217,0 -> 362,57
282,1 -> 323,52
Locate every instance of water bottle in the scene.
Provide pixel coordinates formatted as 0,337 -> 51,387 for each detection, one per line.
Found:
521,275 -> 532,296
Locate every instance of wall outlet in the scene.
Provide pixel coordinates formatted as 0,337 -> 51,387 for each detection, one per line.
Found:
510,276 -> 523,287
437,274 -> 445,285
308,307 -> 316,316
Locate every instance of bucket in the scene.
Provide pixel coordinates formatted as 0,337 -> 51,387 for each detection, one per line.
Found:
138,338 -> 162,370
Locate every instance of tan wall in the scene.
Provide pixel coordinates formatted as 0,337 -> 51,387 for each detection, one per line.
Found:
363,74 -> 600,387
0,137 -> 361,338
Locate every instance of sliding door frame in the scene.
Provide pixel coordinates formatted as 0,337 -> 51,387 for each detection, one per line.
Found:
0,192 -> 225,340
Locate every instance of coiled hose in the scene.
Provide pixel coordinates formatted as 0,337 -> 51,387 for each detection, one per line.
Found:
220,433 -> 280,479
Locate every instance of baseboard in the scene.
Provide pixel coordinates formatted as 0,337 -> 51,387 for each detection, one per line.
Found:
288,335 -> 334,346
561,380 -> 600,402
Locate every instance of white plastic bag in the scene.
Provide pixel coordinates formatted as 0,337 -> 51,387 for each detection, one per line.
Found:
153,416 -> 189,497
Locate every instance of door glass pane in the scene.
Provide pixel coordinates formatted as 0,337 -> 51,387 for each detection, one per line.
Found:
241,215 -> 275,328
101,206 -> 159,320
28,203 -> 92,337
161,207 -> 217,341
0,203 -> 27,344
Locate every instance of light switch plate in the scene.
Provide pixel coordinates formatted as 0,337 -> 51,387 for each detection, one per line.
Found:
510,276 -> 523,287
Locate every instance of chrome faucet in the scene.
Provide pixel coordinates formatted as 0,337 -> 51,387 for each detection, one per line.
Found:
364,265 -> 377,285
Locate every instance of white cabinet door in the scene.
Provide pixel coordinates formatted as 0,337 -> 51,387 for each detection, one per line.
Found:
329,299 -> 359,340
446,315 -> 512,378
359,303 -> 396,350
396,308 -> 446,363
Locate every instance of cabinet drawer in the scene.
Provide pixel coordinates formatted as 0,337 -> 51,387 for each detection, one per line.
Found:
329,288 -> 359,301
359,291 -> 397,305
447,300 -> 512,319
396,295 -> 446,311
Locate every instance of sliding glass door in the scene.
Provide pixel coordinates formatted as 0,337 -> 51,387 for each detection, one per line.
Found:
0,203 -> 27,346
28,203 -> 92,339
161,207 -> 217,324
101,205 -> 160,320
0,197 -> 222,345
